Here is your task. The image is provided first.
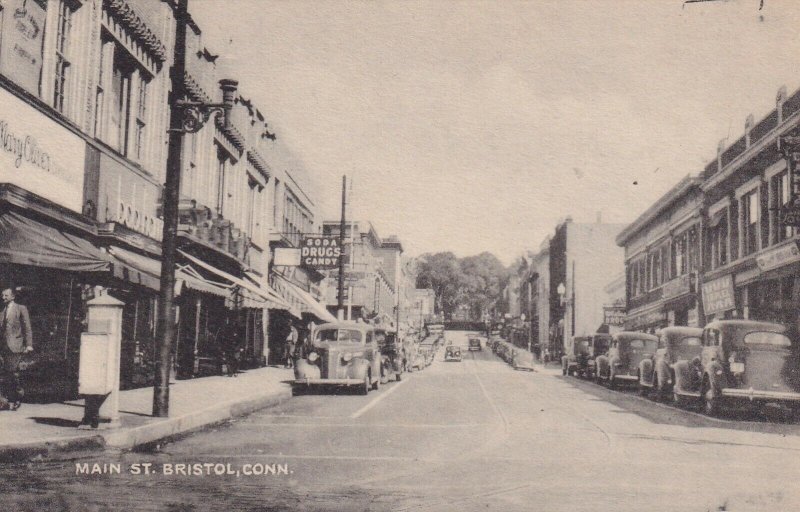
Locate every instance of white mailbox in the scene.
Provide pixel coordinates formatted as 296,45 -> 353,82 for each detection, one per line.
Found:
78,292 -> 124,427
79,332 -> 114,395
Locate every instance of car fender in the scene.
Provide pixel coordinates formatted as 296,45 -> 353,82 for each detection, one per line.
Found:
294,359 -> 321,380
595,355 -> 609,379
705,362 -> 728,392
639,358 -> 654,385
608,356 -> 621,378
655,359 -> 672,387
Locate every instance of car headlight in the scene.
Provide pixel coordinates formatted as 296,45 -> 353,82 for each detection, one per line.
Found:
342,352 -> 353,362
308,352 -> 319,362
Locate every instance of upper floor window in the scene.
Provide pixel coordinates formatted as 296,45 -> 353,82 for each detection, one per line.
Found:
770,171 -> 794,244
708,209 -> 728,270
53,0 -> 77,114
741,189 -> 759,256
94,32 -> 152,160
671,226 -> 698,277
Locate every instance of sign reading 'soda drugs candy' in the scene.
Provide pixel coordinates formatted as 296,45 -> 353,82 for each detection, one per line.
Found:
301,236 -> 342,269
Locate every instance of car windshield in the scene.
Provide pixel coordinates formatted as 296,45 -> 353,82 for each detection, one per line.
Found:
681,336 -> 701,347
316,329 -> 363,344
744,332 -> 791,347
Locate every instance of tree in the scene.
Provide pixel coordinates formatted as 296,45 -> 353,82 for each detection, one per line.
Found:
415,252 -> 464,318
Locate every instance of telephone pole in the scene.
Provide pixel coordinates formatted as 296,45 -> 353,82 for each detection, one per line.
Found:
337,175 -> 347,318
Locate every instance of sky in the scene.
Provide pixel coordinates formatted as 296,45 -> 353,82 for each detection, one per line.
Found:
189,0 -> 800,265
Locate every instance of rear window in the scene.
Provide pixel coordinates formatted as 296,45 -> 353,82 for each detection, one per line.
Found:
744,332 -> 791,347
682,337 -> 701,347
316,329 -> 363,344
578,340 -> 590,348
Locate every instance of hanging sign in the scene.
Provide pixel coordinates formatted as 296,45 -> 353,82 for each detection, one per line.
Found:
300,236 -> 342,269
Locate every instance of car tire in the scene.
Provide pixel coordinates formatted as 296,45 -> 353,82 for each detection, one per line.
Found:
561,365 -> 567,376
672,391 -> 685,407
361,373 -> 370,395
652,374 -> 665,402
608,374 -> 617,390
372,371 -> 380,391
396,372 -> 402,382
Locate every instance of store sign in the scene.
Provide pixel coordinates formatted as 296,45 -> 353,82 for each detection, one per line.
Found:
603,306 -> 626,326
301,236 -> 341,269
0,0 -> 46,95
662,274 -> 692,299
702,275 -> 735,315
0,91 -> 85,212
627,309 -> 666,329
755,241 -> 800,272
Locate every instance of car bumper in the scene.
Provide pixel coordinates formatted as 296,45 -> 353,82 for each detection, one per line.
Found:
721,388 -> 800,402
293,378 -> 363,386
614,375 -> 639,381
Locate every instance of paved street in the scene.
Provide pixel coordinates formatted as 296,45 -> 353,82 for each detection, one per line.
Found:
2,331 -> 800,511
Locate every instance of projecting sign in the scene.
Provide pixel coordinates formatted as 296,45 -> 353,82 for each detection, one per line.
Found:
701,275 -> 735,315
0,0 -> 46,95
756,241 -> 800,272
301,236 -> 342,269
273,248 -> 301,266
603,306 -> 626,327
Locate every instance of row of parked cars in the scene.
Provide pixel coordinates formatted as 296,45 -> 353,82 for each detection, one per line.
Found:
561,319 -> 800,417
489,337 -> 535,371
292,320 -> 442,395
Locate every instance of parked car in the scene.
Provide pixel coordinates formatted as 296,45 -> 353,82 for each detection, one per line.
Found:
638,326 -> 703,401
376,328 -> 404,382
293,321 -> 382,395
512,350 -> 535,371
445,345 -> 462,362
596,332 -> 659,389
468,337 -> 482,351
562,334 -> 611,378
672,320 -> 800,416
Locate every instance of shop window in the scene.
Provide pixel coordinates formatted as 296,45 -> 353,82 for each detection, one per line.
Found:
741,189 -> 759,256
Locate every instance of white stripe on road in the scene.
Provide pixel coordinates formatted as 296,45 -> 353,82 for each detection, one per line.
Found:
351,378 -> 408,419
243,422 -> 489,429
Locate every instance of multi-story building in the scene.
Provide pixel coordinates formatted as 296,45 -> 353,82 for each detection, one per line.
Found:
410,288 -> 436,329
321,221 -> 403,327
615,176 -> 704,332
547,218 -> 626,357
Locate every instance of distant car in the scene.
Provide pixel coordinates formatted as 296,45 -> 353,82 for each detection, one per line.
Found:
562,334 -> 611,378
595,332 -> 659,389
673,320 -> 800,416
512,350 -> 535,371
638,326 -> 703,401
293,321 -> 382,395
468,337 -> 482,351
445,345 -> 462,362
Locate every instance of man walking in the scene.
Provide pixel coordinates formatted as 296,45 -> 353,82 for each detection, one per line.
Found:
284,323 -> 298,369
1,288 -> 33,411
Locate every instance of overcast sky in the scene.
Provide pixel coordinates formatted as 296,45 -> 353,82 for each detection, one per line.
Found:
190,0 -> 800,265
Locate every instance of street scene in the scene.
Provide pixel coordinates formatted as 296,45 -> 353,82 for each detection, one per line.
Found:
2,0 -> 800,510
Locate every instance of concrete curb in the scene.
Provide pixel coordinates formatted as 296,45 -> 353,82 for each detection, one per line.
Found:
0,386 -> 292,462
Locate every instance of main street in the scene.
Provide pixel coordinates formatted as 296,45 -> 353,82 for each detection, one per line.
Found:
2,331 -> 799,511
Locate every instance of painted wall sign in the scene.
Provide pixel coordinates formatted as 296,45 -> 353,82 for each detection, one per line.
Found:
603,306 -> 626,326
701,275 -> 735,315
0,0 -> 46,95
755,241 -> 800,272
301,236 -> 342,269
0,91 -> 85,211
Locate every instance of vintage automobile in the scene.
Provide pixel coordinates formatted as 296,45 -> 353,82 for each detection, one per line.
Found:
512,349 -> 535,371
672,320 -> 800,415
376,328 -> 404,382
444,345 -> 462,362
408,346 -> 426,372
293,321 -> 382,395
468,337 -> 482,351
638,326 -> 703,401
562,334 -> 611,378
595,332 -> 659,389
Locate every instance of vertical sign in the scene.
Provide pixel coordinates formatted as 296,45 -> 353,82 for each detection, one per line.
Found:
0,0 -> 46,96
779,136 -> 800,227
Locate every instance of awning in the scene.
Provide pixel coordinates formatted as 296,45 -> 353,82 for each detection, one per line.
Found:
177,249 -> 292,311
272,275 -> 337,323
0,211 -> 112,272
108,246 -> 229,297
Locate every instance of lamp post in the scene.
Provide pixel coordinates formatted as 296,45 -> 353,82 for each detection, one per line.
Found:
557,281 -> 574,358
154,0 -> 236,417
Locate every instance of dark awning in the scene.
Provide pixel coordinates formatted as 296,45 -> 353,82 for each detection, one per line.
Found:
0,211 -> 111,272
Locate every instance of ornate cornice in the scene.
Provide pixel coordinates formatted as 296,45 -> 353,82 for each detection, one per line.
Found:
246,149 -> 271,180
104,0 -> 168,63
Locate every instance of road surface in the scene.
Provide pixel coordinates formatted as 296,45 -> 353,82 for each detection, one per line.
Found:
1,330 -> 799,511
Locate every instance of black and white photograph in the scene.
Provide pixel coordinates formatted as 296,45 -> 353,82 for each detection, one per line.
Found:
1,0 -> 800,510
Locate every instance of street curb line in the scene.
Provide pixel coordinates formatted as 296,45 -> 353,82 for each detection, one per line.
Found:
0,386 -> 293,463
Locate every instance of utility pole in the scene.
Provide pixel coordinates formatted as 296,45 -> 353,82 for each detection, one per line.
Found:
153,0 -> 189,417
155,0 -> 234,416
337,175 -> 347,319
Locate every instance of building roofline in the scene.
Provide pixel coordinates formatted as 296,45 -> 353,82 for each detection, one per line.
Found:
615,175 -> 701,247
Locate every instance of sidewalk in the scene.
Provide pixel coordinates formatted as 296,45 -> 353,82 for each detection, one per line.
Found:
0,366 -> 293,463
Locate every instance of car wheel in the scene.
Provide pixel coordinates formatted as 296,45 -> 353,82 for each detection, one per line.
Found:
608,374 -> 617,390
396,372 -> 402,382
372,371 -> 380,391
561,365 -> 567,376
672,391 -> 684,407
702,380 -> 720,417
652,374 -> 665,402
361,373 -> 370,395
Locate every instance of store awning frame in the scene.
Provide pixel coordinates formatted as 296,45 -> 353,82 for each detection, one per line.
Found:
177,249 -> 292,311
273,275 -> 337,323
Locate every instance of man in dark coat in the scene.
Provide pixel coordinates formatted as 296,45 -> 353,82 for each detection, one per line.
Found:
1,288 -> 33,411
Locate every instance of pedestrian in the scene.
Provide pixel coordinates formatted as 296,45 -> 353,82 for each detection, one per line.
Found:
0,288 -> 33,411
217,315 -> 241,377
285,323 -> 298,369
